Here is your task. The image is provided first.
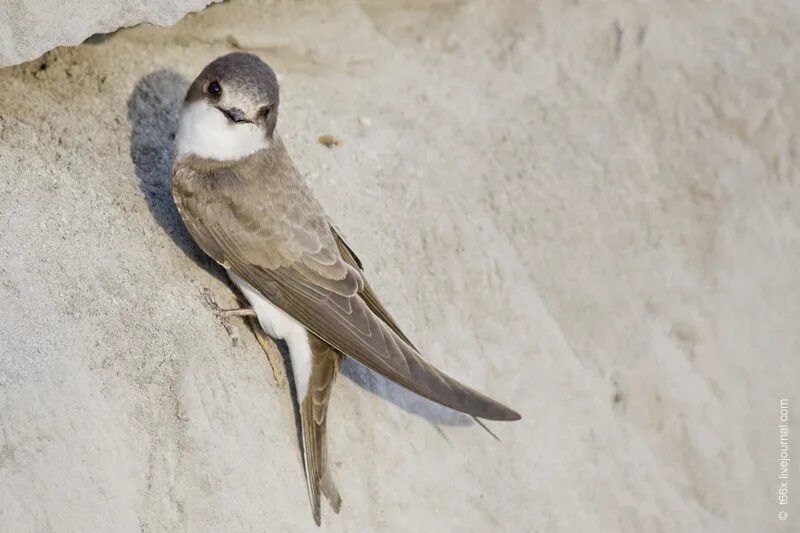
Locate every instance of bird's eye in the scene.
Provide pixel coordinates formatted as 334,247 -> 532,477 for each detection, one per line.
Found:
260,105 -> 271,118
207,81 -> 222,97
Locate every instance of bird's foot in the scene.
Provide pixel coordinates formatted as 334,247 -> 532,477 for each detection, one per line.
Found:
201,288 -> 256,318
200,288 -> 252,346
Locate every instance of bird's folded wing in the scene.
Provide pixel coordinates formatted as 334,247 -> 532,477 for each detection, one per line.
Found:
172,157 -> 520,420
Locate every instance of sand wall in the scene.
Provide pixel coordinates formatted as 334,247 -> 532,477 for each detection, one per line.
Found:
0,1 -> 798,531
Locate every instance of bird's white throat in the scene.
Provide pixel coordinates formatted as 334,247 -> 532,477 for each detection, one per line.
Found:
174,101 -> 268,161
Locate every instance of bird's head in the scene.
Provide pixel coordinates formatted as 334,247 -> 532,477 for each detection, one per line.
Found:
175,52 -> 280,161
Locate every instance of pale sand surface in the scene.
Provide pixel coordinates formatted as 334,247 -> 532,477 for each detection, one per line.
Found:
0,1 -> 798,531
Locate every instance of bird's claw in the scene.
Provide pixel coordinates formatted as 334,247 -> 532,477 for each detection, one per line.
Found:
201,288 -> 256,318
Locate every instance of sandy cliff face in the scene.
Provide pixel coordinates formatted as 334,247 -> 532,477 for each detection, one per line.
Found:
0,1 -> 798,531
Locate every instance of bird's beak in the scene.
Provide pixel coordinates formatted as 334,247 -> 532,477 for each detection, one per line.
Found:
216,106 -> 251,124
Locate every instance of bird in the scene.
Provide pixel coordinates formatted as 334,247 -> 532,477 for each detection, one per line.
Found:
171,52 -> 521,526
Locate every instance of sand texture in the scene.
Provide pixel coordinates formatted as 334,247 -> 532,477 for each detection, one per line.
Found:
0,1 -> 798,531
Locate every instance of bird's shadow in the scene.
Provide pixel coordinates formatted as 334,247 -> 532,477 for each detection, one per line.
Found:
126,70 -> 472,432
341,360 -> 471,430
127,70 -> 227,284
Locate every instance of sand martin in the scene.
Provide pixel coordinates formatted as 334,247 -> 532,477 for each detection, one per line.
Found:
171,52 -> 520,525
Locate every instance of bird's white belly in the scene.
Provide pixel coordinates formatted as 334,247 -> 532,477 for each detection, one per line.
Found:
228,271 -> 312,401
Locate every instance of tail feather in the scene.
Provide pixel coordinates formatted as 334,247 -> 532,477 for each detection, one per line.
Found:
300,335 -> 343,526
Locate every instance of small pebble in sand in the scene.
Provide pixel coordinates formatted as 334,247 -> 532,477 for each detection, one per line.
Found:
318,134 -> 342,147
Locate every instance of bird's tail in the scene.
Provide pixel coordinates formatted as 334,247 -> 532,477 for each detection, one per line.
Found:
300,336 -> 343,526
